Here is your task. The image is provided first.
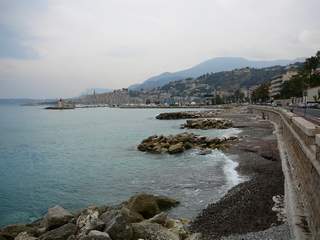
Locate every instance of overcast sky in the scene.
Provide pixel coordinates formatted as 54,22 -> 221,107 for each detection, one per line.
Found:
0,0 -> 319,98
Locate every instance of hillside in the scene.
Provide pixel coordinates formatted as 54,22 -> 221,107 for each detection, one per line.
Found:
129,57 -> 304,91
155,64 -> 302,98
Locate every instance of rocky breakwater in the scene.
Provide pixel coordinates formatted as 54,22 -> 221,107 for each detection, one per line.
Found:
155,111 -> 218,120
180,119 -> 233,130
137,132 -> 237,154
0,193 -> 202,240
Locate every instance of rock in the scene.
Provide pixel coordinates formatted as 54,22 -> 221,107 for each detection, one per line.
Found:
165,219 -> 189,239
125,194 -> 160,219
83,231 -> 112,240
185,233 -> 202,240
138,133 -> 236,154
146,212 -> 167,226
0,224 -> 39,239
99,210 -> 119,225
132,222 -> 179,240
181,118 -> 233,130
44,206 -> 73,230
125,193 -> 179,219
66,236 -> 76,240
168,142 -> 184,154
39,223 -> 76,240
183,141 -> 193,150
120,207 -> 144,223
154,196 -> 179,211
76,207 -> 105,237
96,206 -> 111,216
156,111 -> 218,120
197,149 -> 212,155
103,212 -> 133,240
14,232 -> 37,240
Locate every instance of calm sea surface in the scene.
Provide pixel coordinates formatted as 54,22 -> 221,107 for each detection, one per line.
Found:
0,105 -> 243,227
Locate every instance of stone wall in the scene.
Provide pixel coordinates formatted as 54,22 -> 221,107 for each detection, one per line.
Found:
249,106 -> 320,240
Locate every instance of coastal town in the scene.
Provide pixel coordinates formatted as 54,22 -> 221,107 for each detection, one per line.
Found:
1,1 -> 320,239
54,52 -> 320,113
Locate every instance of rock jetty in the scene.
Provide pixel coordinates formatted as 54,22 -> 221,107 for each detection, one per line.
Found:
0,193 -> 201,240
137,132 -> 237,154
155,111 -> 218,120
180,119 -> 233,130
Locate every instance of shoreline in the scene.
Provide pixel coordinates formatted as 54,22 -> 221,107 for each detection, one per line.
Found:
0,107 -> 288,240
190,107 -> 287,239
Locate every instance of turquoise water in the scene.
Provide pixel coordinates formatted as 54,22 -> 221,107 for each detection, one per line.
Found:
0,105 -> 242,227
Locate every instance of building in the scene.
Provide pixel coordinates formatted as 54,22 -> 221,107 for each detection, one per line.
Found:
269,70 -> 298,99
269,75 -> 283,98
307,86 -> 320,102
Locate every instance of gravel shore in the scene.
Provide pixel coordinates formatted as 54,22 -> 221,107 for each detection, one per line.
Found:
190,107 -> 290,240
221,223 -> 291,240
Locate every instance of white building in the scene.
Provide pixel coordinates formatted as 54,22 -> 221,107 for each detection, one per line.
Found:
307,86 -> 320,102
269,70 -> 298,99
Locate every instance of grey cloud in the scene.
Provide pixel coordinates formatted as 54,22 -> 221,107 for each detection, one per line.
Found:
0,0 -> 319,98
0,24 -> 38,59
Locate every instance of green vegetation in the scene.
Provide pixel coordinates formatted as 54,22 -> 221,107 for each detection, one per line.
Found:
251,82 -> 270,103
280,51 -> 320,99
159,65 -> 289,98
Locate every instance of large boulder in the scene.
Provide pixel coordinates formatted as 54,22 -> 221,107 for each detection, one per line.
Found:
39,223 -> 76,240
125,193 -> 179,219
119,207 -> 144,223
102,212 -> 133,240
44,206 -> 73,230
146,212 -> 167,226
88,231 -> 111,240
165,218 -> 189,239
0,224 -> 39,239
79,231 -> 111,240
155,196 -> 180,211
76,207 -> 105,237
125,194 -> 160,219
0,236 -> 7,240
132,222 -> 179,240
14,232 -> 37,240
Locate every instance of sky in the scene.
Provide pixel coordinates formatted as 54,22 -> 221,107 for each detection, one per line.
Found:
0,0 -> 320,98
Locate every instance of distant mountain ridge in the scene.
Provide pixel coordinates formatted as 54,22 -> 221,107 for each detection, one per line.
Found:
129,57 -> 304,91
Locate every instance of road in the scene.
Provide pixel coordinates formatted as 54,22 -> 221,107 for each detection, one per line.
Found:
291,107 -> 320,125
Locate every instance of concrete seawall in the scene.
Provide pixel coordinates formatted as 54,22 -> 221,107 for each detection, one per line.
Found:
249,106 -> 320,240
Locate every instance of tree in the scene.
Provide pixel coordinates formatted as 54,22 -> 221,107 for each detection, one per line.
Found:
279,50 -> 320,99
280,75 -> 304,98
252,82 -> 270,103
215,95 -> 223,104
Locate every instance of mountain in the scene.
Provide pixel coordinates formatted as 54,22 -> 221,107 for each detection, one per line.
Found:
129,57 -> 304,91
154,62 -> 303,99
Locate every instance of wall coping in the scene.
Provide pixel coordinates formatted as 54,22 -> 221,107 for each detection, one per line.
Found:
316,134 -> 320,146
251,106 -> 319,137
292,116 -> 319,137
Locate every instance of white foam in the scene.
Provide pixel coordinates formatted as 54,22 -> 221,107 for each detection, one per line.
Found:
222,128 -> 242,138
223,156 -> 241,186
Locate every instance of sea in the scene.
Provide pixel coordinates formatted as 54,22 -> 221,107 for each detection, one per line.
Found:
0,104 -> 244,227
